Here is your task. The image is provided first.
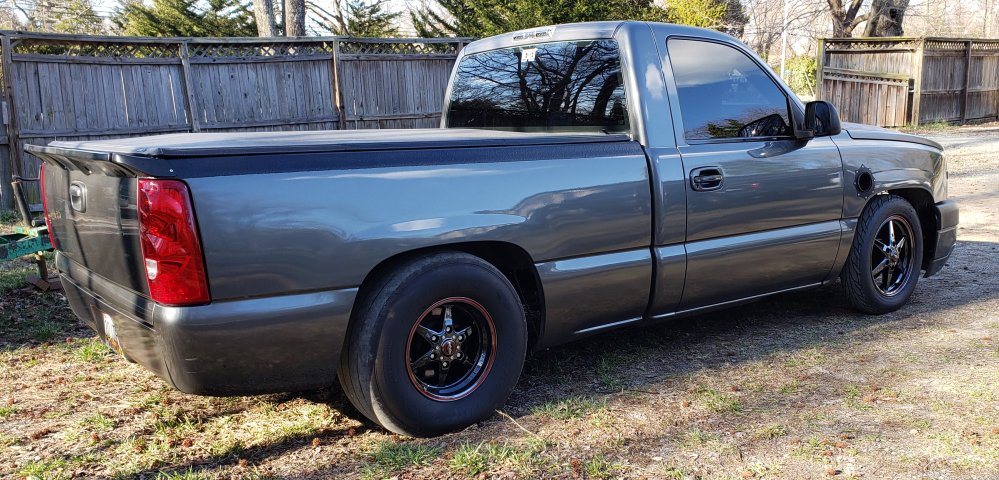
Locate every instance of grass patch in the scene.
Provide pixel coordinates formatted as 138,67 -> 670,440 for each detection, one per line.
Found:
363,441 -> 441,478
0,405 -> 17,418
595,351 -> 628,390
754,423 -> 787,440
897,120 -> 952,133
449,441 -> 538,476
75,338 -> 112,363
532,395 -> 606,420
0,264 -> 34,293
154,468 -> 215,480
695,388 -> 742,413
584,454 -> 622,479
0,209 -> 20,224
18,457 -> 71,479
679,429 -> 720,447
80,412 -> 115,431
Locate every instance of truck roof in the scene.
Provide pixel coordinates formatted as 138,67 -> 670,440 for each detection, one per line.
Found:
462,21 -> 739,56
44,129 -> 630,158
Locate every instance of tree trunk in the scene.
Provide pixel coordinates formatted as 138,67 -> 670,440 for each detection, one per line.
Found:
827,0 -> 867,37
284,0 -> 305,37
253,0 -> 277,37
863,0 -> 909,37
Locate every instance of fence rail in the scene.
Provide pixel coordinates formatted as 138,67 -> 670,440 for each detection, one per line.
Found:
0,32 -> 470,208
816,36 -> 999,127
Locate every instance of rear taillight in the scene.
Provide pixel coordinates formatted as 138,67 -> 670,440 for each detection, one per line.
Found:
39,164 -> 57,249
137,179 -> 209,306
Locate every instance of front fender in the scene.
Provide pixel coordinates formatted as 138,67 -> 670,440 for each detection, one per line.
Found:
833,133 -> 946,219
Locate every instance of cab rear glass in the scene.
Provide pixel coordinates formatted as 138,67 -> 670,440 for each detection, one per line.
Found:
446,40 -> 629,133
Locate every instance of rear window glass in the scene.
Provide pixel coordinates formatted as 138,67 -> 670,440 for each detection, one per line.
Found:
446,40 -> 629,133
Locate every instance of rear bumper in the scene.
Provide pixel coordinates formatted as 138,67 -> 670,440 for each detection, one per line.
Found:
58,253 -> 357,395
924,200 -> 958,277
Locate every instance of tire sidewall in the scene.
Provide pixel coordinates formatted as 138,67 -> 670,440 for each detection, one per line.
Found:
854,197 -> 923,310
368,258 -> 527,436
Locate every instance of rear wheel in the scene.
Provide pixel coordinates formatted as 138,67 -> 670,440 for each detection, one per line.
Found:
842,195 -> 923,314
338,252 -> 527,437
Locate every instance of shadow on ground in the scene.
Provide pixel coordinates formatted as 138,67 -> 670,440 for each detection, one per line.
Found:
117,239 -> 995,478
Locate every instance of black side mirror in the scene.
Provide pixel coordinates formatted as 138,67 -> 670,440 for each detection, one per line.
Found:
804,100 -> 842,137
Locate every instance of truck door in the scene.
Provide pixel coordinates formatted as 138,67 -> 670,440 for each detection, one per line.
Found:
663,37 -> 844,311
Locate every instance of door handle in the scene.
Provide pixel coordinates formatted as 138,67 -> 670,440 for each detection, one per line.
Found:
690,167 -> 724,191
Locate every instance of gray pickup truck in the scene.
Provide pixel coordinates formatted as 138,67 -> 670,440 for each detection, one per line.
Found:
29,21 -> 957,437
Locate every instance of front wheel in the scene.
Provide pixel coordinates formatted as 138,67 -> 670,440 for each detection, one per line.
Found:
842,195 -> 923,314
338,252 -> 527,437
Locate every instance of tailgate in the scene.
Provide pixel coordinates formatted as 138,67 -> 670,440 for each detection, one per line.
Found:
28,145 -> 149,296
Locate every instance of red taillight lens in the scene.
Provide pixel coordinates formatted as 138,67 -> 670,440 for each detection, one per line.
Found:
137,179 -> 210,306
39,164 -> 58,249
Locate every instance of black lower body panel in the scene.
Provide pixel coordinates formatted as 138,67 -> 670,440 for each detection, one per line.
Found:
58,253 -> 358,395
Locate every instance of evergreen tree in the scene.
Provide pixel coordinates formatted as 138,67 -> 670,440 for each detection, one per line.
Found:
411,0 -> 743,38
114,0 -> 257,37
52,0 -> 106,35
310,0 -> 400,37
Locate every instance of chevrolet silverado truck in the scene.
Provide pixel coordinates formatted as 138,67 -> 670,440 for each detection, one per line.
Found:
28,21 -> 958,437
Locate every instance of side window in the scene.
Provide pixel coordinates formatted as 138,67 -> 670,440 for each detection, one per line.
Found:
667,39 -> 791,141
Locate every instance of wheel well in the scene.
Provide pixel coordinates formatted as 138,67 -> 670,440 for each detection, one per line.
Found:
357,242 -> 546,349
886,188 -> 937,270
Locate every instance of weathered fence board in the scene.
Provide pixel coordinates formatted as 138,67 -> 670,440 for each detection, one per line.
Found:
818,37 -> 999,127
0,32 -> 469,208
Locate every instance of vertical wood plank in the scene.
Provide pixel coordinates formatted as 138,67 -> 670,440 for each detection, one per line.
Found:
332,39 -> 346,129
0,35 -> 19,207
179,42 -> 201,131
961,40 -> 972,122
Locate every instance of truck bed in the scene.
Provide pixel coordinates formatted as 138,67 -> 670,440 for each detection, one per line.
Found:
44,129 -> 630,158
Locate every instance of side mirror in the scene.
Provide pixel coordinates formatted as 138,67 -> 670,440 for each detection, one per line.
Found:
804,100 -> 842,137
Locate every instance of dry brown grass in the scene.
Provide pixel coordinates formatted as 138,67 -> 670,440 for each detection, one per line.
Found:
2,124 -> 998,479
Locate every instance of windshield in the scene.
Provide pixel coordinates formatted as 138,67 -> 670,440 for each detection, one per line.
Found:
445,40 -> 629,133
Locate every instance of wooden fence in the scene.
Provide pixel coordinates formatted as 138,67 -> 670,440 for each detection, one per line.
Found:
816,37 -> 999,127
0,32 -> 470,209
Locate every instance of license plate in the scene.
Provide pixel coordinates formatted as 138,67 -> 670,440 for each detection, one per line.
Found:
101,312 -> 123,355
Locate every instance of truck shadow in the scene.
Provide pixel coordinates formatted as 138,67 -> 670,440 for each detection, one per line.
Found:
128,239 -> 995,477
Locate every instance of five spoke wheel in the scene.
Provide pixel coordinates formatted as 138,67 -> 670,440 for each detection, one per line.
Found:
870,215 -> 916,296
406,297 -> 496,401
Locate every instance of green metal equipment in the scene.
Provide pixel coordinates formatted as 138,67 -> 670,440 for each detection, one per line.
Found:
1,175 -> 57,289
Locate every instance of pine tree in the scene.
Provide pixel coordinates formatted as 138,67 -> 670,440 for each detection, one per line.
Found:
114,0 -> 257,37
51,0 -> 106,35
310,0 -> 400,37
410,0 -> 741,38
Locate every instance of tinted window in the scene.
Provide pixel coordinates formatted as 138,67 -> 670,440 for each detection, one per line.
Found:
668,39 -> 790,141
446,40 -> 628,133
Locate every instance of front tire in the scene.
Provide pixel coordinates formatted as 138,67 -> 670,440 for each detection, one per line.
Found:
842,195 -> 923,314
338,252 -> 527,437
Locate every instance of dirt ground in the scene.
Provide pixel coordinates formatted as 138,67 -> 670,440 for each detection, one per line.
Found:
1,124 -> 997,479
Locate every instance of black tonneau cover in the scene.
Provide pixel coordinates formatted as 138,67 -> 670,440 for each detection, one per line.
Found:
36,128 -> 630,158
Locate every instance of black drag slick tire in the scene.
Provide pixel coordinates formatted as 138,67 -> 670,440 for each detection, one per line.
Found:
337,252 -> 527,437
842,194 -> 923,314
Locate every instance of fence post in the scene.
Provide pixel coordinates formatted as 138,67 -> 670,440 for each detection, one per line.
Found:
961,40 -> 972,123
815,39 -> 826,101
178,41 -> 201,132
910,38 -> 925,126
1,34 -> 21,209
331,38 -> 347,130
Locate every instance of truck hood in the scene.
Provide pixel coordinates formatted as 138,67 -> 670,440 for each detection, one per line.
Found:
841,122 -> 942,151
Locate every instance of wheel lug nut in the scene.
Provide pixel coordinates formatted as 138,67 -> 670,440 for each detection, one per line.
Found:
442,361 -> 449,367
456,352 -> 462,358
445,327 -> 452,333
429,353 -> 436,359
431,335 -> 438,342
457,335 -> 464,341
